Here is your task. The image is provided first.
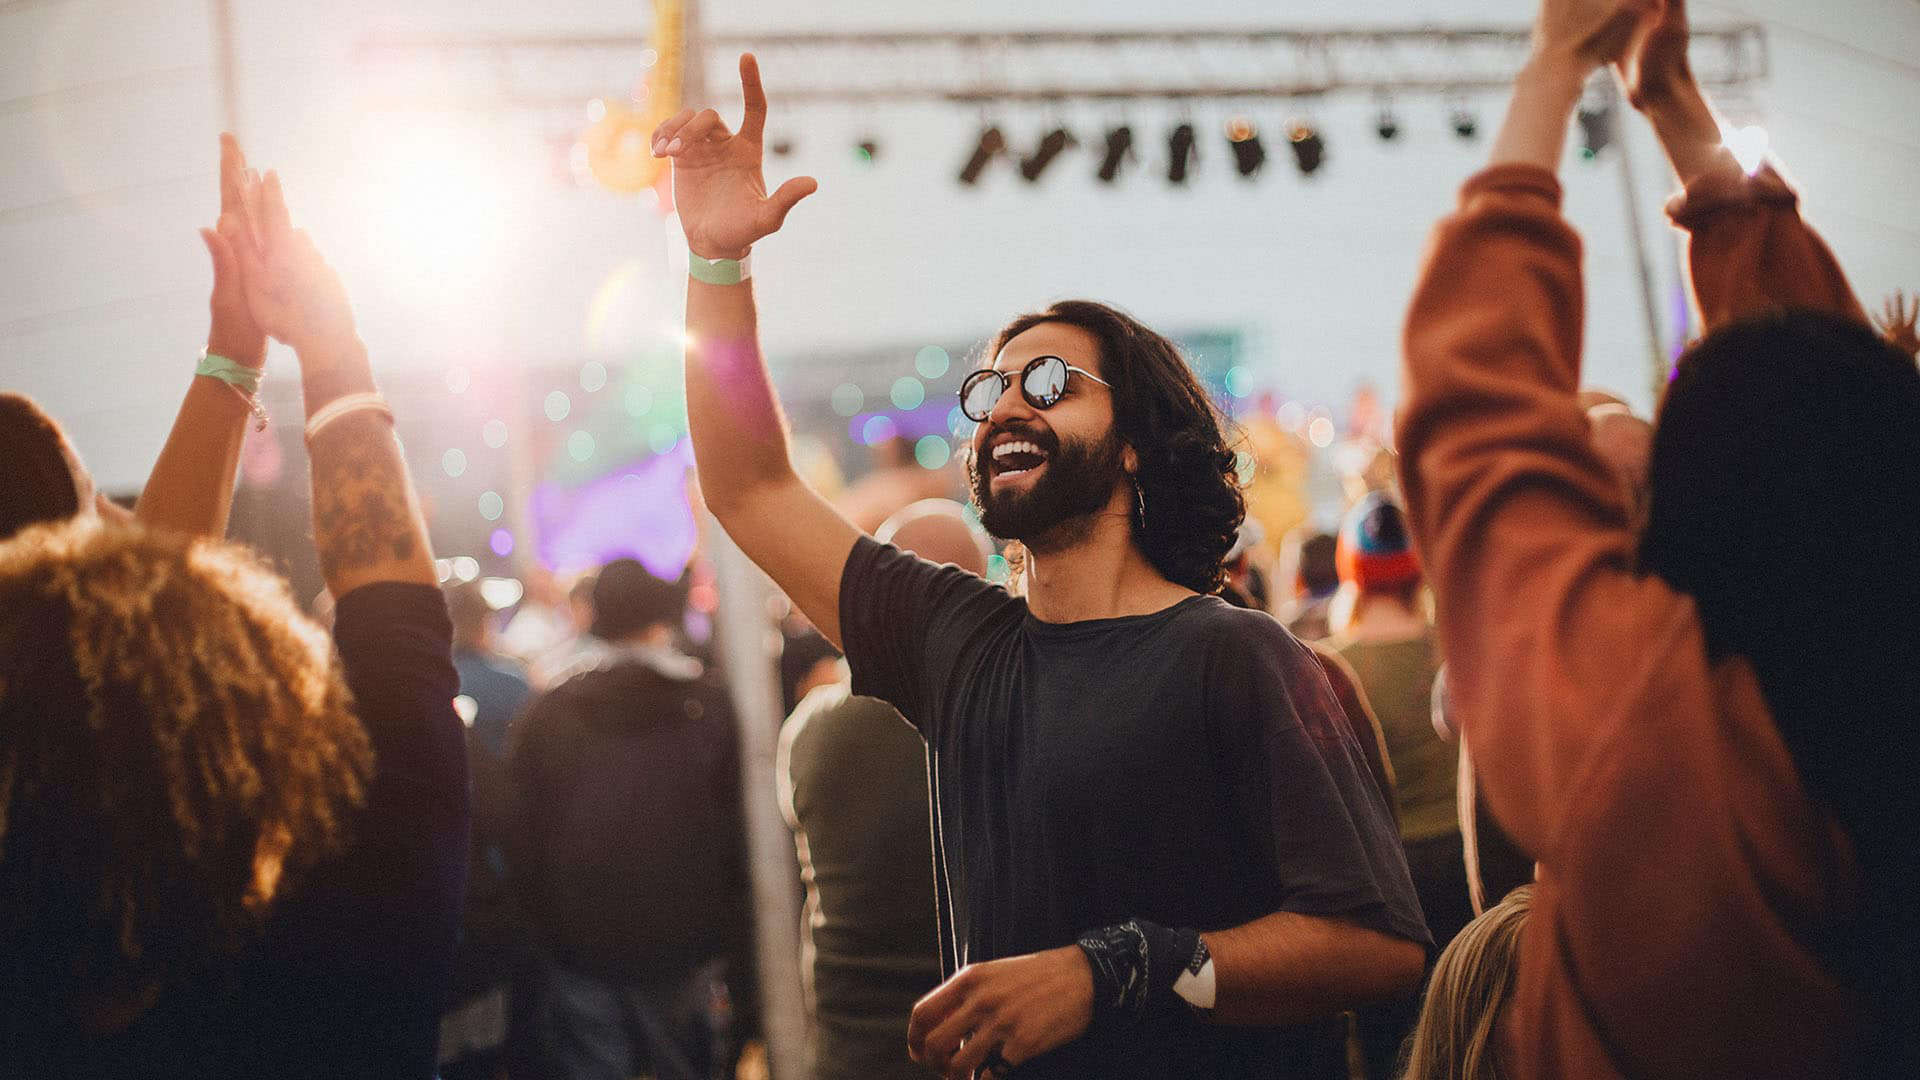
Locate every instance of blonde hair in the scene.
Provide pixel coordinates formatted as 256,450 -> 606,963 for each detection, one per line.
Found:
0,518 -> 371,1013
1399,884 -> 1534,1080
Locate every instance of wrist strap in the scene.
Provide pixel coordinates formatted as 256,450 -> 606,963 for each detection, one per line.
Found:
688,251 -> 752,286
197,350 -> 269,431
305,391 -> 393,442
1075,919 -> 1208,1028
197,350 -> 263,396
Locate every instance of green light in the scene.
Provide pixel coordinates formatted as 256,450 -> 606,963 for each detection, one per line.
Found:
544,390 -> 571,422
830,382 -> 864,417
915,345 -> 951,380
914,434 -> 951,469
442,448 -> 467,478
986,553 -> 1009,582
891,376 -> 925,411
567,430 -> 596,462
1225,365 -> 1254,399
1235,449 -> 1257,485
625,384 -> 654,418
948,405 -> 969,437
648,423 -> 679,454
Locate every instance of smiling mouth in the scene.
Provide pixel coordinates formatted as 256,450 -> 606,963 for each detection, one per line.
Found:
989,439 -> 1050,478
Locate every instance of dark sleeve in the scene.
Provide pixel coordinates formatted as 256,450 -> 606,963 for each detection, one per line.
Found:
1210,617 -> 1430,948
838,535 -> 1007,738
320,583 -> 469,1074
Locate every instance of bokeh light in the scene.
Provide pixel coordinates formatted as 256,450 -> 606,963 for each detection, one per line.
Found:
831,382 -> 864,417
478,490 -> 505,520
544,390 -> 571,422
442,448 -> 467,478
1307,416 -> 1336,447
451,555 -> 480,582
482,418 -> 509,448
915,345 -> 951,380
915,434 -> 951,469
567,430 -> 596,462
1225,365 -> 1254,399
948,405 -> 971,438
987,553 -> 1010,582
648,423 -> 679,455
580,361 -> 608,393
625,384 -> 654,418
891,377 -> 926,410
489,529 -> 515,557
861,415 -> 898,446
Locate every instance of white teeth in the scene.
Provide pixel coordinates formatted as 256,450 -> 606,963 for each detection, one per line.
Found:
992,440 -> 1045,461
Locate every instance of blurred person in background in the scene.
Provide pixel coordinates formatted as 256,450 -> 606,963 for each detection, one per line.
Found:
1397,886 -> 1534,1080
1398,0 -> 1919,1071
1281,531 -> 1340,641
777,499 -> 988,1080
449,579 -> 533,760
0,140 -> 465,1078
509,558 -> 751,1080
658,57 -> 1426,1079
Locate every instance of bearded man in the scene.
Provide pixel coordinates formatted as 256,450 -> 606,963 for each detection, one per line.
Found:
654,56 -> 1428,1080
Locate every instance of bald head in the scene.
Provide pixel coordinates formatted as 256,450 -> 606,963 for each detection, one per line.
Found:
878,499 -> 992,576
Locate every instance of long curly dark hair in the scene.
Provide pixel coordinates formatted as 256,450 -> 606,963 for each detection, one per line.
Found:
986,300 -> 1245,595
0,519 -> 372,1028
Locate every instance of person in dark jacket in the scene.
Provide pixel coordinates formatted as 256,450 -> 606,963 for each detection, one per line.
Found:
511,558 -> 751,1080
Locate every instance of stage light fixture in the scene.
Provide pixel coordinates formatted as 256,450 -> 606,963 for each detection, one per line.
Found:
1578,102 -> 1614,160
1168,123 -> 1198,184
1096,125 -> 1135,183
958,126 -> 1007,185
1376,109 -> 1400,141
1451,108 -> 1478,140
1019,127 -> 1077,182
1288,121 -> 1325,176
1227,117 -> 1265,178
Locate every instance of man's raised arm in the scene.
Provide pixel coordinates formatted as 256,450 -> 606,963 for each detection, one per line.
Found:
654,53 -> 859,646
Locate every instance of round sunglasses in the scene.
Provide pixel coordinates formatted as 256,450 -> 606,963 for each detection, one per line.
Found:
958,355 -> 1111,423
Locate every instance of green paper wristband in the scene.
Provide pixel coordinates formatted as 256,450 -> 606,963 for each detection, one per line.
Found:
687,251 -> 751,286
196,351 -> 262,396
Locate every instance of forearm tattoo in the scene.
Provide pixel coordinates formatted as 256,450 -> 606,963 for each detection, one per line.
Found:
310,438 -> 417,579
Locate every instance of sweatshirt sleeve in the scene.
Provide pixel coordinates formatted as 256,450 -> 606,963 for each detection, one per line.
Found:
1394,165 -> 1706,865
1668,153 -> 1866,330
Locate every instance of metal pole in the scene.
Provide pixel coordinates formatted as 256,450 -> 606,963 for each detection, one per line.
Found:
1611,96 -> 1670,402
207,0 -> 241,134
709,523 -> 808,1080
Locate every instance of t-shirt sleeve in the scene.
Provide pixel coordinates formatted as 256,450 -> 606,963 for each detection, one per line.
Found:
1209,615 -> 1431,948
838,535 -> 1006,739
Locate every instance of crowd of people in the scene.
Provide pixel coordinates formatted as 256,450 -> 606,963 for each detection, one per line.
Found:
2,0 -> 1917,1077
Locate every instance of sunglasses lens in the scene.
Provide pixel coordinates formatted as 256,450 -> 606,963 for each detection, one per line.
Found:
960,371 -> 1002,421
1024,357 -> 1069,406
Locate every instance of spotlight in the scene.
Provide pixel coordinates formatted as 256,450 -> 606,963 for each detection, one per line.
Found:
1019,127 -> 1077,182
1376,109 -> 1400,142
1451,108 -> 1478,140
1227,117 -> 1265,178
854,138 -> 878,164
1578,102 -> 1614,160
958,126 -> 1007,185
1168,123 -> 1197,184
1288,121 -> 1325,176
1096,125 -> 1135,183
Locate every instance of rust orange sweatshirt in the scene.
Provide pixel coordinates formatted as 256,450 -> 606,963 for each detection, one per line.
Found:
1397,154 -> 1868,1078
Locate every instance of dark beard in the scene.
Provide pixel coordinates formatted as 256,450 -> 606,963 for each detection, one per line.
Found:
970,427 -> 1128,551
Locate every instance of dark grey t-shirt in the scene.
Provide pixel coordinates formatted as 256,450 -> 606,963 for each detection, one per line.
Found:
839,538 -> 1428,1079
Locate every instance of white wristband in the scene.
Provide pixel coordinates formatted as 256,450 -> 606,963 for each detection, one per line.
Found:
305,391 -> 393,442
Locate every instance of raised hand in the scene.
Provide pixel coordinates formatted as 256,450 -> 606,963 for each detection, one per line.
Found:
653,53 -> 817,260
1875,291 -> 1920,359
1617,0 -> 1692,110
1534,0 -> 1661,69
233,170 -> 357,356
201,133 -> 267,367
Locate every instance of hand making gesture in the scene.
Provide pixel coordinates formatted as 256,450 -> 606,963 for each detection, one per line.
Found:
1876,290 -> 1920,359
201,133 -> 268,369
232,170 -> 358,359
652,53 -> 818,260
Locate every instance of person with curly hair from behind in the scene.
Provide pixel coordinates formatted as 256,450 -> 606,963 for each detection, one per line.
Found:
0,141 -> 465,1079
652,55 -> 1428,1080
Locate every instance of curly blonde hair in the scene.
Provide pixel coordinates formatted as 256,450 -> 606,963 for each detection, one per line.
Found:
0,518 -> 372,1012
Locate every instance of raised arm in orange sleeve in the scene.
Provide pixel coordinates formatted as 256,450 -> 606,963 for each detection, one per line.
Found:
1669,157 -> 1867,331
1395,164 -> 1701,864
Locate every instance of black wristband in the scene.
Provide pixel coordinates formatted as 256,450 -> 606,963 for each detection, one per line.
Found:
1075,918 -> 1202,1027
